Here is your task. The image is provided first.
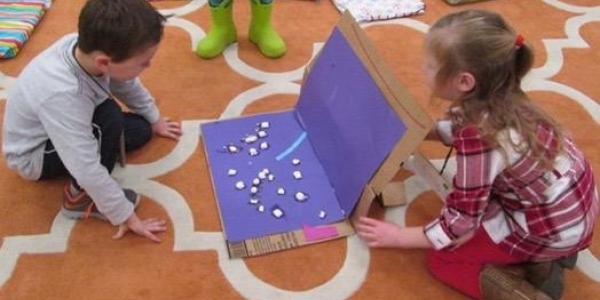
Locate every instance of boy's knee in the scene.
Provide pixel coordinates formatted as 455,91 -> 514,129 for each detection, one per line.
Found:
124,115 -> 152,151
137,118 -> 152,145
93,99 -> 124,136
97,98 -> 122,116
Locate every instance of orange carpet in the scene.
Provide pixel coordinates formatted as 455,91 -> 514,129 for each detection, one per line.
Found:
0,0 -> 599,299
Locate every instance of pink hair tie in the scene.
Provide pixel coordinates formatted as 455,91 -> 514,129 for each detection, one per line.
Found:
515,34 -> 525,49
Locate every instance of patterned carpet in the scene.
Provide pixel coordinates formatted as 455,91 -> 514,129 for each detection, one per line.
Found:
0,0 -> 599,299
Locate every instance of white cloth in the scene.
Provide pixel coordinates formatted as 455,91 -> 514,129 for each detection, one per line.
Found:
332,0 -> 425,23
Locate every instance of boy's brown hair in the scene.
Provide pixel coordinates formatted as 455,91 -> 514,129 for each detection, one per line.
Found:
78,0 -> 166,63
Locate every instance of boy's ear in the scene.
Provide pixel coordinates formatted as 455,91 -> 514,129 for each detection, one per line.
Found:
456,71 -> 476,93
94,54 -> 111,74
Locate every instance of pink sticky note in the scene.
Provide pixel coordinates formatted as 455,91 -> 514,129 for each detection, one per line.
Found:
303,225 -> 340,242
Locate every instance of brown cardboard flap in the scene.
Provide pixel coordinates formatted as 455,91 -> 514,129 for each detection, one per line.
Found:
350,184 -> 377,225
380,181 -> 407,207
334,12 -> 433,213
205,12 -> 436,258
406,151 -> 451,200
336,11 -> 433,132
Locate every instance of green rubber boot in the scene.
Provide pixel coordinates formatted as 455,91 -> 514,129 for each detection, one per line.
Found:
195,0 -> 237,59
249,0 -> 286,58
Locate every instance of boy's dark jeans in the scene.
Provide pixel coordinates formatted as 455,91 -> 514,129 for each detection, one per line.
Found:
39,98 -> 152,182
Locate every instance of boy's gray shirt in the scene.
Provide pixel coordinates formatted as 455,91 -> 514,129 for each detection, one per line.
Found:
2,34 -> 160,225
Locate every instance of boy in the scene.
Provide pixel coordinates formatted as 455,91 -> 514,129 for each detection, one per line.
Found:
2,0 -> 181,242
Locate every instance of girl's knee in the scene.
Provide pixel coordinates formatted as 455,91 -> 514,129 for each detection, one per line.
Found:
426,249 -> 454,278
426,250 -> 443,274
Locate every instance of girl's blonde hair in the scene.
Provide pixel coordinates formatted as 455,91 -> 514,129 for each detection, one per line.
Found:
428,10 -> 564,169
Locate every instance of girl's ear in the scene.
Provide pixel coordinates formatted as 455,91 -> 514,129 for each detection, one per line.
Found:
456,71 -> 476,93
94,53 -> 111,75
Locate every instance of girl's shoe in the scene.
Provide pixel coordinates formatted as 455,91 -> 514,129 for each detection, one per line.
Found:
524,254 -> 577,300
480,265 -> 552,300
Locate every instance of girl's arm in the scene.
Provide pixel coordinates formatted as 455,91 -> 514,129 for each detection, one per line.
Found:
356,217 -> 433,249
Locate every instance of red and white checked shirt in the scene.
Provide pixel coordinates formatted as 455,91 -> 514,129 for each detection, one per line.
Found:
425,123 -> 599,261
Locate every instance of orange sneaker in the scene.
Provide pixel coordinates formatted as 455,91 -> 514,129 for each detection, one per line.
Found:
61,184 -> 140,220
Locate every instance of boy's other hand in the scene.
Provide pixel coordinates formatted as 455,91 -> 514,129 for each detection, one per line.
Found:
152,117 -> 182,140
113,213 -> 167,243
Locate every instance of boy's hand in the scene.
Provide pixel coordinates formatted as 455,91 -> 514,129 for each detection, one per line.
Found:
113,213 -> 167,243
356,217 -> 403,248
152,117 -> 182,140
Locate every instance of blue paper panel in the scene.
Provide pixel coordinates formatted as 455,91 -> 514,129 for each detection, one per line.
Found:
296,28 -> 407,215
202,112 -> 345,243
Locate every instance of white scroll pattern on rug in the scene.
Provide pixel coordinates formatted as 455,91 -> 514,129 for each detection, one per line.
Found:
0,0 -> 599,297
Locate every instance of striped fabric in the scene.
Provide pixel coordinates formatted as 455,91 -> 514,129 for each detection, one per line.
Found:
0,1 -> 46,59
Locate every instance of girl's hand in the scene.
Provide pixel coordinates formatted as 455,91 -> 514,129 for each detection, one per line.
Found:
356,217 -> 433,249
113,213 -> 167,243
356,217 -> 403,248
152,117 -> 182,140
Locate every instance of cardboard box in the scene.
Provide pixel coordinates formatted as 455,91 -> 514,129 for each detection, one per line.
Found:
201,12 -> 432,258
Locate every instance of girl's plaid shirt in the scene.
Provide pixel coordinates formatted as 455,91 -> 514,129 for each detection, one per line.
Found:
425,124 -> 599,261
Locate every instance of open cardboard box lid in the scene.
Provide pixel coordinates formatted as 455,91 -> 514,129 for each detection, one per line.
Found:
201,12 -> 432,258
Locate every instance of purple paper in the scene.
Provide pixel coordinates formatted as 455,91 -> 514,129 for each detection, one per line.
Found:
202,112 -> 345,243
202,27 -> 408,244
296,28 -> 407,215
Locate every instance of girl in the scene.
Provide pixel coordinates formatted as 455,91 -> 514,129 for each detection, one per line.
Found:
356,10 -> 599,300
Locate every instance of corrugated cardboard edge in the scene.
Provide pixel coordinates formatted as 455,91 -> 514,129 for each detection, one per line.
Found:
335,12 -> 434,218
227,220 -> 354,258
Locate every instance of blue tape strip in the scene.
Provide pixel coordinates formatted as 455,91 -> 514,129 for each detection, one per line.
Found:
276,131 -> 307,161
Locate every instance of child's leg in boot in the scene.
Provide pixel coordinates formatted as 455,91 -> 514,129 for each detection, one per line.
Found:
249,0 -> 286,58
196,0 -> 237,59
